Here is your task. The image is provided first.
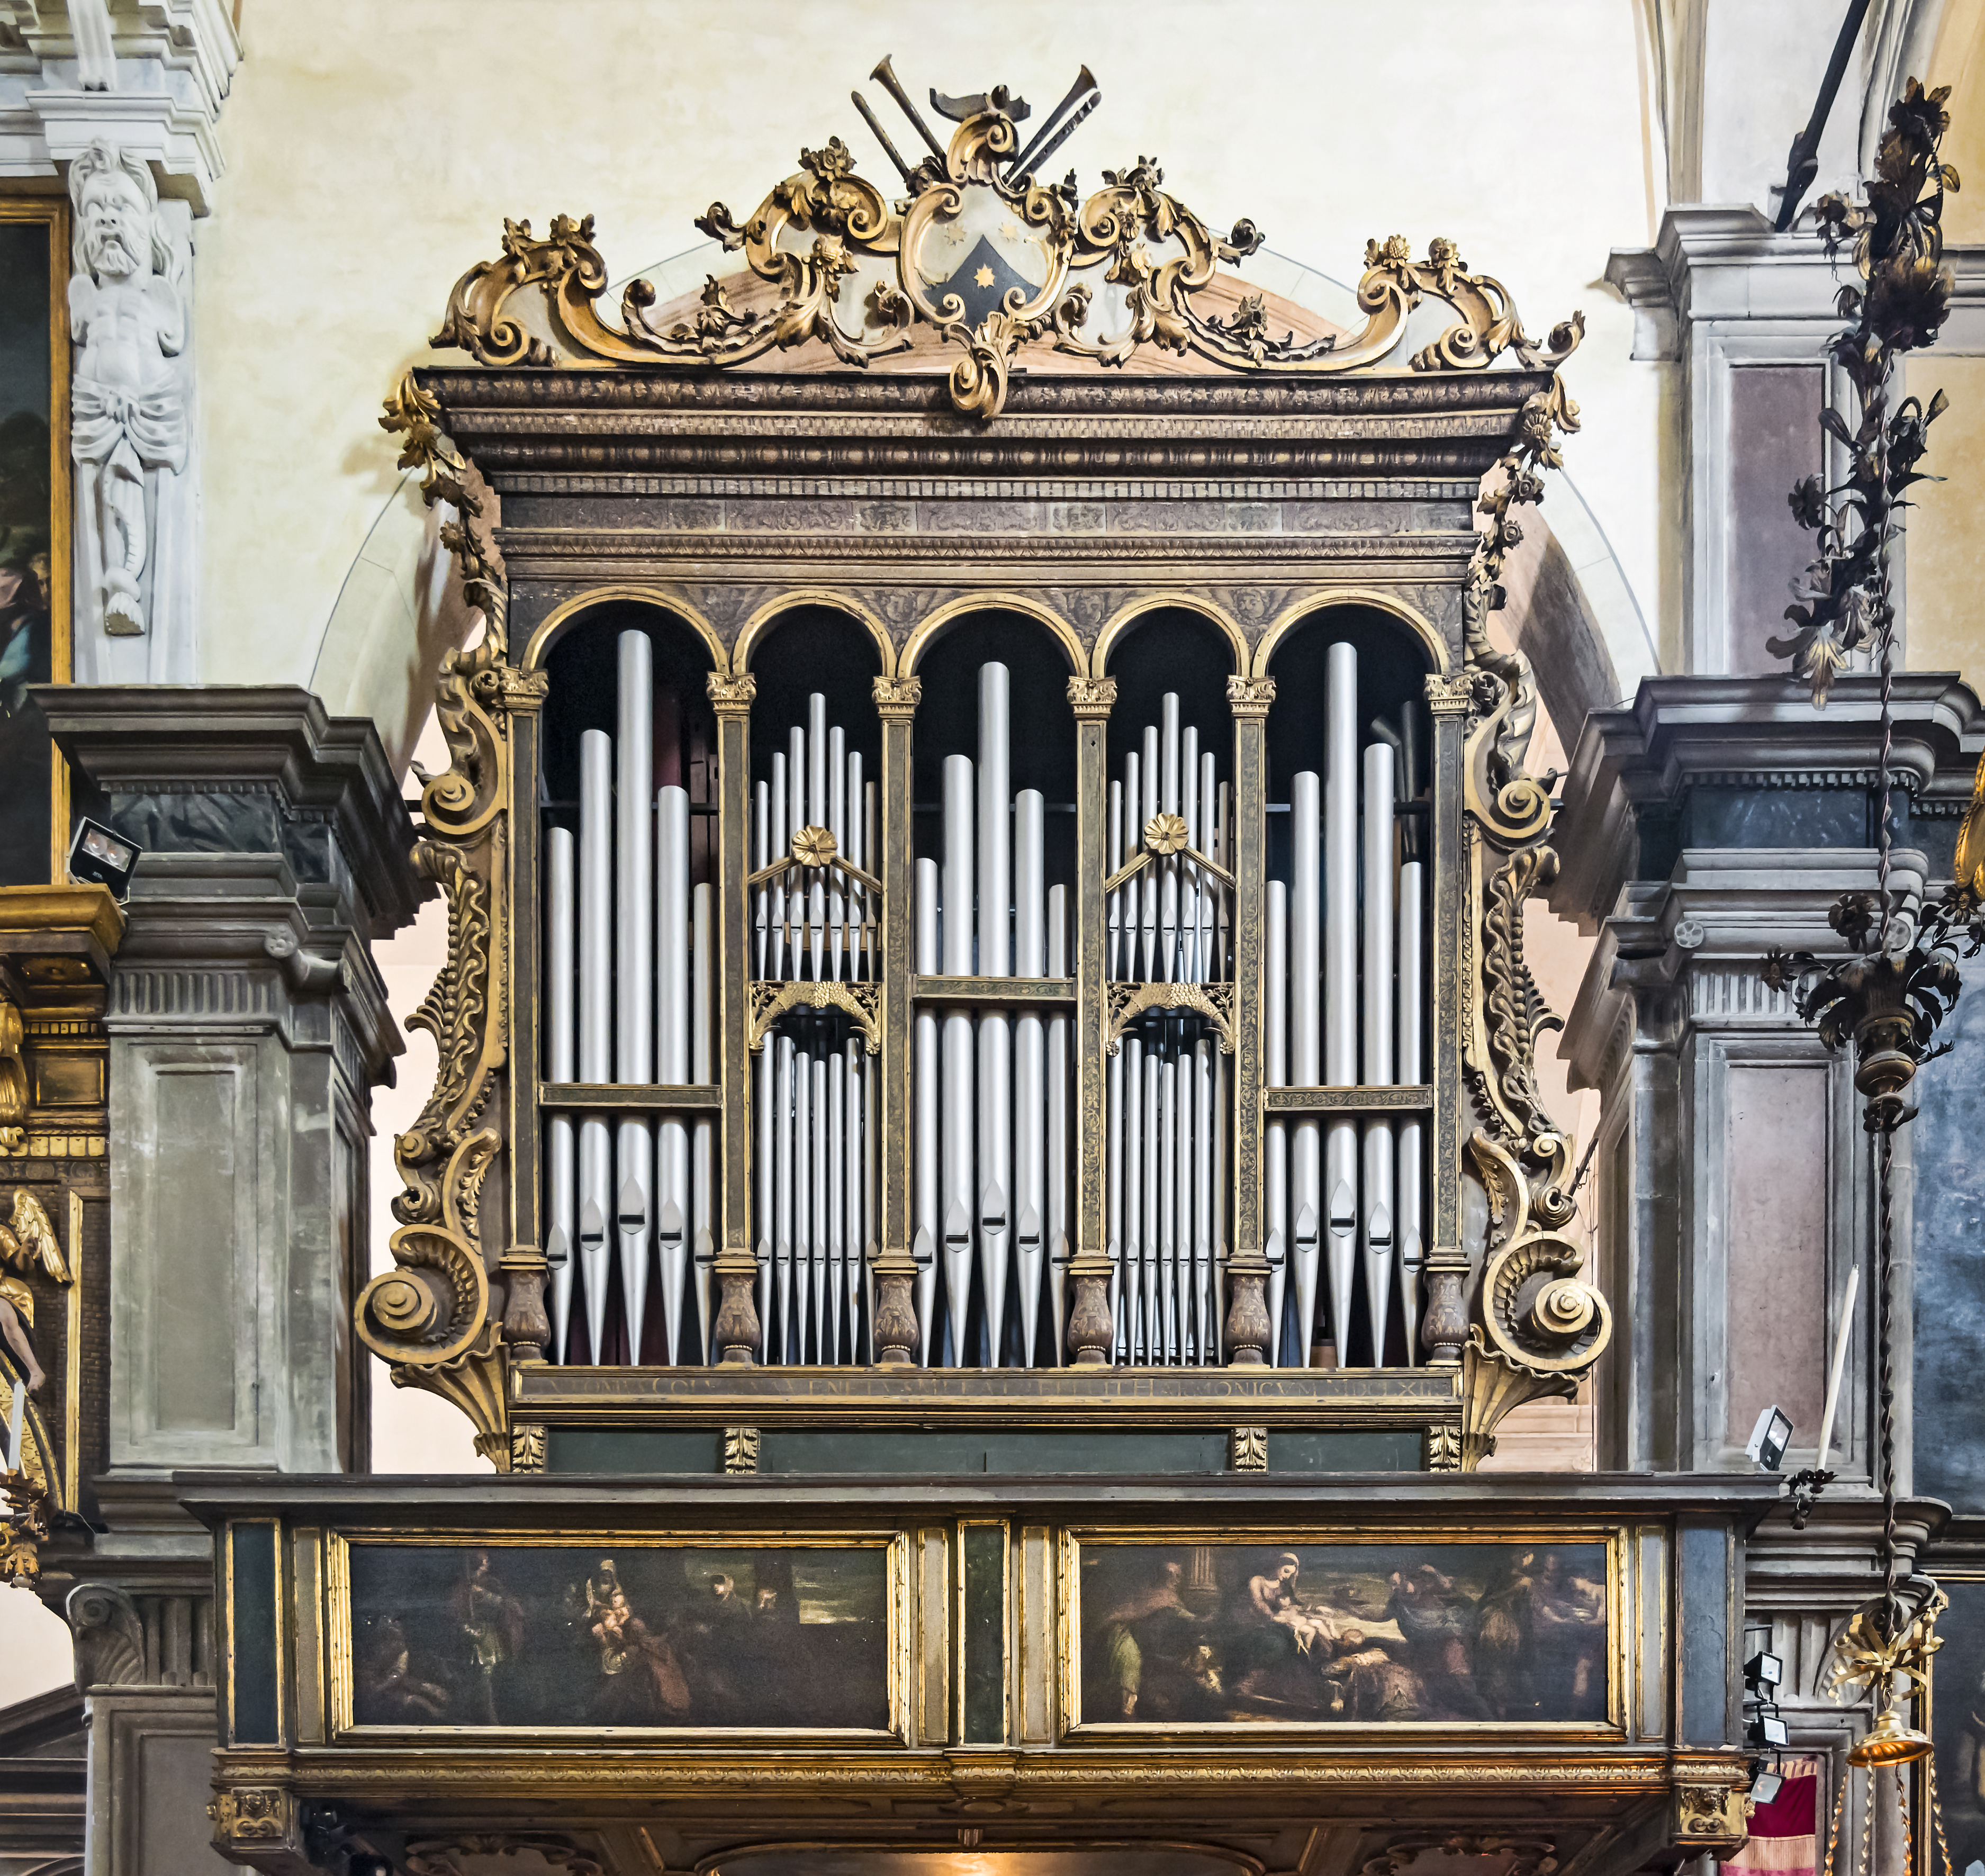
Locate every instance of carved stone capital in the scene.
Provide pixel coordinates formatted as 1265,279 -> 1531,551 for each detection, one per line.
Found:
707,671 -> 758,715
871,674 -> 923,719
1066,675 -> 1117,720
1224,675 -> 1276,718
1424,671 -> 1473,717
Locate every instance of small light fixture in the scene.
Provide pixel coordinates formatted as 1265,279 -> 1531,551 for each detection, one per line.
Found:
1748,1404 -> 1793,1472
1746,1649 -> 1784,1689
1747,1707 -> 1790,1749
1751,1763 -> 1786,1806
67,817 -> 140,900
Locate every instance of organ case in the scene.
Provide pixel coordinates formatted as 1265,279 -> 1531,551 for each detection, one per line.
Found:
357,107 -> 1611,1472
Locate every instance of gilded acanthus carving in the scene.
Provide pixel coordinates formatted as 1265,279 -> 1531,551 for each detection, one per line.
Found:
1449,347 -> 1607,1467
431,73 -> 1582,421
0,999 -> 25,1151
353,375 -> 525,1462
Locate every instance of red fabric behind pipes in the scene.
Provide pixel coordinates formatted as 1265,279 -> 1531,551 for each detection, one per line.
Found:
1727,1760 -> 1819,1876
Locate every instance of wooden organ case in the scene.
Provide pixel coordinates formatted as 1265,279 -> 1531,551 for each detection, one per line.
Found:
197,83 -> 1765,1876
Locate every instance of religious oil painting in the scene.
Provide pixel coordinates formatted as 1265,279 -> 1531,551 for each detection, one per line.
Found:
344,1539 -> 895,1733
1072,1538 -> 1613,1728
0,202 -> 67,887
1931,1577 -> 1985,1876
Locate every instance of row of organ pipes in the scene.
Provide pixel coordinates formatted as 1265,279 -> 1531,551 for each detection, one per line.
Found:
1106,691 -> 1232,1365
1265,642 -> 1427,1366
544,630 -> 718,1366
539,630 -> 1429,1369
752,693 -> 879,1363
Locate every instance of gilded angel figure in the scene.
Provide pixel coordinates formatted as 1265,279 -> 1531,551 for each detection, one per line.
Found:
0,1190 -> 67,1394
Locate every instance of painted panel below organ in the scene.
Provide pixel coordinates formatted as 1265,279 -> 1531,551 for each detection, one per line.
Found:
343,1537 -> 897,1734
1072,1537 -> 1611,1728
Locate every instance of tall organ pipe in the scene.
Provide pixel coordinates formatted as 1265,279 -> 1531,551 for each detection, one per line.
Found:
1323,640 -> 1359,1363
615,634 -> 655,1363
1046,885 -> 1070,1365
1013,788 -> 1046,1366
546,827 -> 576,1363
1360,742 -> 1396,1363
1106,781 -> 1125,1354
915,858 -> 941,1364
656,783 -> 690,1363
1397,854 -> 1426,1363
1265,878 -> 1287,1366
578,727 -> 614,1364
940,753 -> 976,1364
1121,1033 -> 1142,1360
1288,769 -> 1321,1368
976,665 -> 1012,1366
691,880 -> 715,1361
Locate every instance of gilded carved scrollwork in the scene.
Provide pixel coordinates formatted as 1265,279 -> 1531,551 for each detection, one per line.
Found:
430,86 -> 1583,421
354,375 -> 536,1463
1452,363 -> 1609,1468
1105,980 -> 1235,1056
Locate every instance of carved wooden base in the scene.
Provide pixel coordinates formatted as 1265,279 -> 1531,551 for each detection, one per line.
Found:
1224,1262 -> 1271,1366
1421,1265 -> 1468,1367
712,1266 -> 761,1367
871,1262 -> 919,1367
498,1250 -> 551,1360
1066,1266 -> 1114,1366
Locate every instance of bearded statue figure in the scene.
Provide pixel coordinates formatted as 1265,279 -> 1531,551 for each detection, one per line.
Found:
67,140 -> 188,649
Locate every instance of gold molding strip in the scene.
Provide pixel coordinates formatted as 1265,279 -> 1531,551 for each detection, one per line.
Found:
1264,1086 -> 1432,1113
536,1081 -> 723,1112
913,976 -> 1076,1006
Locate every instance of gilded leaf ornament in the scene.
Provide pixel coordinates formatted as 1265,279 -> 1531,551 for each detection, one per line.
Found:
429,78 -> 1582,420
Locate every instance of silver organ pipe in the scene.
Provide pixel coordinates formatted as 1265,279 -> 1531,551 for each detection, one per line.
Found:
914,856 -> 940,1364
1323,640 -> 1359,1366
1104,690 -> 1230,1367
1288,768 -> 1321,1367
976,664 -> 1012,1366
615,633 -> 654,1363
1013,787 -> 1046,1366
939,751 -> 975,1364
578,726 -> 613,1363
656,783 -> 690,1363
1264,878 -> 1286,1366
546,827 -> 576,1362
1046,883 -> 1070,1365
691,880 -> 715,1361
1360,741 -> 1396,1361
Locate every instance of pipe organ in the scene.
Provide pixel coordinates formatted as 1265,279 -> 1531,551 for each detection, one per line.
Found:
356,91 -> 1612,1485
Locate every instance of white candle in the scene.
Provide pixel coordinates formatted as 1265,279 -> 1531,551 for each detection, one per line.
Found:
5,1378 -> 22,1475
1816,1264 -> 1860,1472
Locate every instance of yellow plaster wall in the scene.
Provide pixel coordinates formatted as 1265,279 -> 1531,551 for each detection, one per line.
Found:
192,0 -> 1661,722
1904,353 -> 1985,693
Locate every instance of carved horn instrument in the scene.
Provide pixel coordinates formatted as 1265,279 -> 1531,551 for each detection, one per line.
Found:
1009,65 -> 1097,174
869,56 -> 948,164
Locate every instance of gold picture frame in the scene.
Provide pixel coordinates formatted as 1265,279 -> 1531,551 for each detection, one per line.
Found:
0,193 -> 71,884
1058,1523 -> 1628,1738
321,1527 -> 910,1745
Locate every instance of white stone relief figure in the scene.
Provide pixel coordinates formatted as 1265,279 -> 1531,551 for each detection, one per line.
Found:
68,139 -> 197,681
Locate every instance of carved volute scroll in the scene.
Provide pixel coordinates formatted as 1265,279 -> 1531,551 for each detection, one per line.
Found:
1452,378 -> 1612,1468
354,374 -> 531,1466
431,77 -> 1581,421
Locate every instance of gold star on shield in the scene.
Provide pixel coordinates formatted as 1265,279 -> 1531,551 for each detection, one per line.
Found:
975,265 -> 995,288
